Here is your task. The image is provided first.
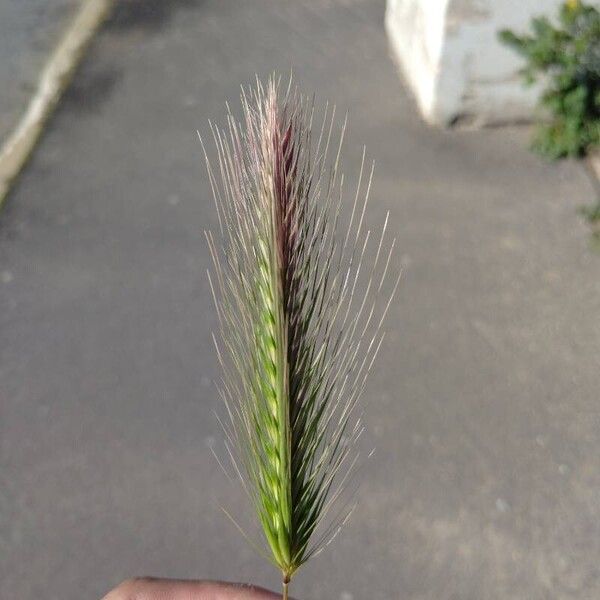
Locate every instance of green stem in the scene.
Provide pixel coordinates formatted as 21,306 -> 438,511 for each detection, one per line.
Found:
282,574 -> 290,600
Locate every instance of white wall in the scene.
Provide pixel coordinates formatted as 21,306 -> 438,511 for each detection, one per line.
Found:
385,0 -> 564,125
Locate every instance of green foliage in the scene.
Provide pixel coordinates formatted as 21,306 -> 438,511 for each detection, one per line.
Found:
499,1 -> 600,160
579,199 -> 600,221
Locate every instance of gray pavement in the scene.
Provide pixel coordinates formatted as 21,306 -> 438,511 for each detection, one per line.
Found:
2,1 -> 600,599
0,0 -> 80,144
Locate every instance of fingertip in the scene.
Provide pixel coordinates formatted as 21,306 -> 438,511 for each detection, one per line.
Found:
100,578 -> 284,600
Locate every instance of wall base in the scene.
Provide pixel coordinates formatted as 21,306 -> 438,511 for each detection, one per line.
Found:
385,0 -> 562,126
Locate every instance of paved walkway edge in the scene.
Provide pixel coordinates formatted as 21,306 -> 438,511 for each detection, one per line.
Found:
589,152 -> 600,181
0,0 -> 114,208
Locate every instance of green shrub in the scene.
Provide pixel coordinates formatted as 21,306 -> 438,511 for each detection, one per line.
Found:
499,0 -> 600,160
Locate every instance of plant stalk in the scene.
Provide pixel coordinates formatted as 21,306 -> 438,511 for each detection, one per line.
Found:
282,574 -> 290,600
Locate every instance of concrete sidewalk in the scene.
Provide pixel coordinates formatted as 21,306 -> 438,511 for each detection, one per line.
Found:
0,0 -> 111,204
0,1 -> 80,144
1,1 -> 600,599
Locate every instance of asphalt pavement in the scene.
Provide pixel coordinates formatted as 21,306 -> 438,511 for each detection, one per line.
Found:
1,1 -> 600,599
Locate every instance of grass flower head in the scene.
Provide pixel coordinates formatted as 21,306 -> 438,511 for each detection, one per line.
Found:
202,76 -> 398,599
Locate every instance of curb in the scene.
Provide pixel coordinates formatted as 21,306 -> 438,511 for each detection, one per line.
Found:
0,0 -> 113,208
589,152 -> 600,182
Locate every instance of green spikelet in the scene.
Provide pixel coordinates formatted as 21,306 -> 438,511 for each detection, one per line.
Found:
202,76 -> 398,599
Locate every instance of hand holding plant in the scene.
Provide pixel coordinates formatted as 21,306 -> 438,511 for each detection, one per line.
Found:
202,77 -> 397,599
